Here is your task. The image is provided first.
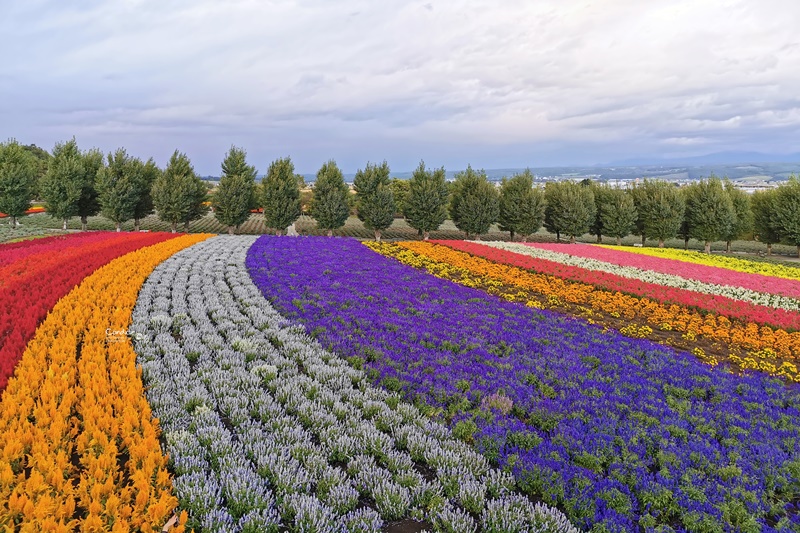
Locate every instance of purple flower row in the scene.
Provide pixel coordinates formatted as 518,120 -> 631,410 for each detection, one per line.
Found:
246,236 -> 800,532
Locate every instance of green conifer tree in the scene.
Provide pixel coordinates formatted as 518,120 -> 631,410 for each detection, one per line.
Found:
449,165 -> 499,239
309,160 -> 350,236
132,158 -> 160,231
403,161 -> 449,241
544,181 -> 595,243
152,150 -> 208,232
497,169 -> 545,241
213,146 -> 257,234
631,180 -> 685,248
354,160 -> 395,241
97,148 -> 141,232
77,149 -> 103,231
0,139 -> 38,229
262,156 -> 301,235
751,188 -> 781,256
720,180 -> 752,252
40,139 -> 84,230
600,188 -> 638,245
774,176 -> 800,257
685,176 -> 735,253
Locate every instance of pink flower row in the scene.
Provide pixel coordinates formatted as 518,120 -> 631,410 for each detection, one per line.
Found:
434,240 -> 800,331
524,242 -> 800,300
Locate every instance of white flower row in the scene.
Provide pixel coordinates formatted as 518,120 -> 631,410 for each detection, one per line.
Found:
131,235 -> 578,533
478,241 -> 800,312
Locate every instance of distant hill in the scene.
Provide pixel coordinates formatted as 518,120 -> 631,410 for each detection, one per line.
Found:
209,154 -> 800,185
607,151 -> 800,166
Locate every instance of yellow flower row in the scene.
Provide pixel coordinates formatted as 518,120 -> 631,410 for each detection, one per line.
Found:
0,234 -> 211,532
366,241 -> 800,382
595,244 -> 800,282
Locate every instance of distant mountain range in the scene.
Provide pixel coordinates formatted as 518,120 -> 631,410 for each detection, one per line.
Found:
605,151 -> 800,166
202,152 -> 800,183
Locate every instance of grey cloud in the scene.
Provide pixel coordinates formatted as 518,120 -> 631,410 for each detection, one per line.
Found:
3,0 -> 800,175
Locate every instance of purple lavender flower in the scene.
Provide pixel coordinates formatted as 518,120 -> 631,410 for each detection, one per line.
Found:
247,236 -> 800,531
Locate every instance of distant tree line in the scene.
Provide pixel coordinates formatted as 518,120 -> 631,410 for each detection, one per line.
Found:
1,137 -> 799,256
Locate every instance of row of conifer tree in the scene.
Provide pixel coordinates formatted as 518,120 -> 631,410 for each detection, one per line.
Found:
0,138 -> 798,255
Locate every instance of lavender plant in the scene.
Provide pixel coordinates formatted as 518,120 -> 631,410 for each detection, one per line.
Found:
246,235 -> 800,532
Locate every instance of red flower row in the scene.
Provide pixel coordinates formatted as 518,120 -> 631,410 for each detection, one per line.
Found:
524,242 -> 800,300
435,240 -> 800,331
0,232 -> 127,269
0,232 -> 180,391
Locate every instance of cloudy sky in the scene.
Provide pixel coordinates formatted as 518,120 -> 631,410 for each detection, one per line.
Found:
2,0 -> 799,175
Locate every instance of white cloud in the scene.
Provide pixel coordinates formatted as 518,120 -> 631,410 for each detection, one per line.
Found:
2,0 -> 800,173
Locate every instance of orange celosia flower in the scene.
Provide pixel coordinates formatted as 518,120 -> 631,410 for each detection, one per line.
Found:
0,234 -> 210,530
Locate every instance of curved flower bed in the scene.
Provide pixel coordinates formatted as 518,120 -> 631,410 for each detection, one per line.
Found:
517,242 -> 800,301
131,236 -> 575,533
403,241 -> 800,372
0,231 -> 181,391
0,232 -> 108,267
0,234 -> 210,531
435,240 -> 800,332
247,236 -> 800,532
597,244 -> 800,282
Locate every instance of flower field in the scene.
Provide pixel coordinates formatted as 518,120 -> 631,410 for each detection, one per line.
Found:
596,245 -> 800,282
131,236 -> 574,532
432,241 -> 800,331
2,232 -> 800,532
0,232 -> 185,390
383,240 -> 800,382
247,236 -> 800,531
498,242 -> 800,307
0,233 -> 210,531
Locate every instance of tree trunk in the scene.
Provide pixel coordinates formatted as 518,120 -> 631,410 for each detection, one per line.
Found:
726,240 -> 732,253
275,228 -> 282,236
510,230 -> 515,242
228,226 -> 234,235
62,219 -> 67,230
641,234 -> 646,246
327,229 -> 333,237
134,218 -> 141,232
116,222 -> 121,232
423,231 -> 430,241
170,222 -> 177,233
704,241 -> 711,254
81,215 -> 88,231
184,221 -> 190,232
596,234 -> 602,243
374,229 -> 381,242
556,231 -> 560,242
797,244 -> 800,258
521,235 -> 528,243
570,235 -> 576,244
10,216 -> 16,229
616,236 -> 622,246
767,243 -> 772,256
658,238 -> 664,248
684,238 -> 689,250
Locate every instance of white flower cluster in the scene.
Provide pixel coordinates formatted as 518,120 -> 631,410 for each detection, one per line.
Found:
131,236 -> 579,532
481,241 -> 800,312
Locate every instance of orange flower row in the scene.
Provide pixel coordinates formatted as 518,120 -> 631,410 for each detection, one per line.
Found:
0,234 -> 211,531
368,242 -> 800,381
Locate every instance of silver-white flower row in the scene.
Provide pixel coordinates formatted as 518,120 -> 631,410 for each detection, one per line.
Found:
478,241 -> 800,312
